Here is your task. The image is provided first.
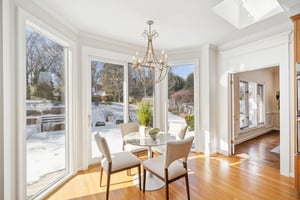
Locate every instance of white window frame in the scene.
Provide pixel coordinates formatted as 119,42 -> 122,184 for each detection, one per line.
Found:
160,59 -> 200,151
87,56 -> 127,164
17,8 -> 77,200
81,47 -> 131,169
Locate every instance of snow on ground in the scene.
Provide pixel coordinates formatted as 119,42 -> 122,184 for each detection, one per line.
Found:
26,102 -> 194,194
27,131 -> 65,184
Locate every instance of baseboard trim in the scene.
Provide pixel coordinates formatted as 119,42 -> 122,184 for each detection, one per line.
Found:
235,127 -> 274,144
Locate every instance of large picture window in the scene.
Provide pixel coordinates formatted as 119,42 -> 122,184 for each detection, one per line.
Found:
89,62 -> 154,163
25,25 -> 68,199
167,64 -> 195,148
90,61 -> 124,159
239,81 -> 265,129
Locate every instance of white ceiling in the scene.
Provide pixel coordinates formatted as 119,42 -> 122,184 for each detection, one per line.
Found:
33,0 -> 294,50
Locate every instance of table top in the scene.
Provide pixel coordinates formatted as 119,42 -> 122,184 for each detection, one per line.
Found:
124,132 -> 177,147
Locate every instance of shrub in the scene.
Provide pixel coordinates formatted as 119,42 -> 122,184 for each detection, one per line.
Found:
185,114 -> 194,131
53,123 -> 65,131
136,101 -> 152,127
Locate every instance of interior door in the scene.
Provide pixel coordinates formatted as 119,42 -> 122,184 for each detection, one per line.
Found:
229,73 -> 240,155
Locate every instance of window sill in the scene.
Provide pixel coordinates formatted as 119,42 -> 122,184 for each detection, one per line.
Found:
240,124 -> 265,134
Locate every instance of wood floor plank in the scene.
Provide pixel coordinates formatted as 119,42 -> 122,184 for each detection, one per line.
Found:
46,132 -> 299,200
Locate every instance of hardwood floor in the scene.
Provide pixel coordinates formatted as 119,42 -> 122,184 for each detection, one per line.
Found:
46,132 -> 299,200
235,130 -> 280,169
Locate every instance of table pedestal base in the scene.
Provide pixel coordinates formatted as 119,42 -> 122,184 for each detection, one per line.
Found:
134,173 -> 164,191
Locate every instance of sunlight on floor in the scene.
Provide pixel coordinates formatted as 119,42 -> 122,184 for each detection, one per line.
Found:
209,153 -> 249,166
188,153 -> 206,160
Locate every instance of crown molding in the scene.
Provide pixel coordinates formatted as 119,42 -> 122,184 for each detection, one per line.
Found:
79,31 -> 141,53
219,22 -> 292,52
29,0 -> 79,35
219,30 -> 292,59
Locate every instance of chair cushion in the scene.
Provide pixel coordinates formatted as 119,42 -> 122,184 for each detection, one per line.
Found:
101,151 -> 141,173
124,144 -> 148,154
143,156 -> 187,180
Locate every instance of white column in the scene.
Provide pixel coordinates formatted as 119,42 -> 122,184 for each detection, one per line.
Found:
0,0 -> 4,198
3,0 -> 17,199
199,44 -> 218,154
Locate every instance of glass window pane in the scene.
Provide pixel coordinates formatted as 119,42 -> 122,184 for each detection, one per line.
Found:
248,82 -> 257,126
91,61 -> 124,157
26,26 -> 67,198
239,81 -> 265,130
167,65 -> 194,148
128,64 -> 154,125
257,84 -> 264,124
239,81 -> 247,128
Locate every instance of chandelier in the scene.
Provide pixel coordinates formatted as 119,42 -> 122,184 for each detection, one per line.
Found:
132,20 -> 169,83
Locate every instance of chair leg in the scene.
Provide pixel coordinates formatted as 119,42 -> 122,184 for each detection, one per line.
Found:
138,165 -> 141,190
165,169 -> 169,200
166,182 -> 169,200
106,172 -> 111,200
143,169 -> 146,192
185,173 -> 190,200
100,167 -> 103,187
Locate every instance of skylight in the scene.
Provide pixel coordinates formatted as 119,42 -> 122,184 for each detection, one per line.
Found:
212,0 -> 284,29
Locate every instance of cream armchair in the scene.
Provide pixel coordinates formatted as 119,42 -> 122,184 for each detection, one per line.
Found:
153,122 -> 188,155
94,132 -> 141,200
143,136 -> 194,200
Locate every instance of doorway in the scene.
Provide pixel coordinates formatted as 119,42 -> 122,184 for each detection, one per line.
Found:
229,66 -> 280,169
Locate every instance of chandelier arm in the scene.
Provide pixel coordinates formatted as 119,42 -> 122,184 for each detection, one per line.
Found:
155,67 -> 169,83
149,40 -> 160,64
151,30 -> 159,40
141,41 -> 150,65
155,70 -> 163,83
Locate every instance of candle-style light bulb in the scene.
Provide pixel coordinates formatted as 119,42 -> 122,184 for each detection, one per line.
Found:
161,50 -> 165,62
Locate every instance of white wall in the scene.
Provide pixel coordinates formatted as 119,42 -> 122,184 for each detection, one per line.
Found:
273,68 -> 280,111
0,0 -> 4,199
218,32 -> 293,176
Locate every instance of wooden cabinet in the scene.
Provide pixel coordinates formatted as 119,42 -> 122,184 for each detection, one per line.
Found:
292,14 -> 300,191
292,15 -> 300,62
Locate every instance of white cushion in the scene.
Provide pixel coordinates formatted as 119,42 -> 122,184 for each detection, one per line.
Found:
124,144 -> 148,154
101,151 -> 140,173
143,156 -> 186,180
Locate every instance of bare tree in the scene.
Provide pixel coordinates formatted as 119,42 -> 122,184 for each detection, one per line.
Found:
26,26 -> 64,101
99,63 -> 124,102
128,65 -> 154,101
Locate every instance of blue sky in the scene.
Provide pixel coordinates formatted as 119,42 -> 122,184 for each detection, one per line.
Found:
170,64 -> 194,79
